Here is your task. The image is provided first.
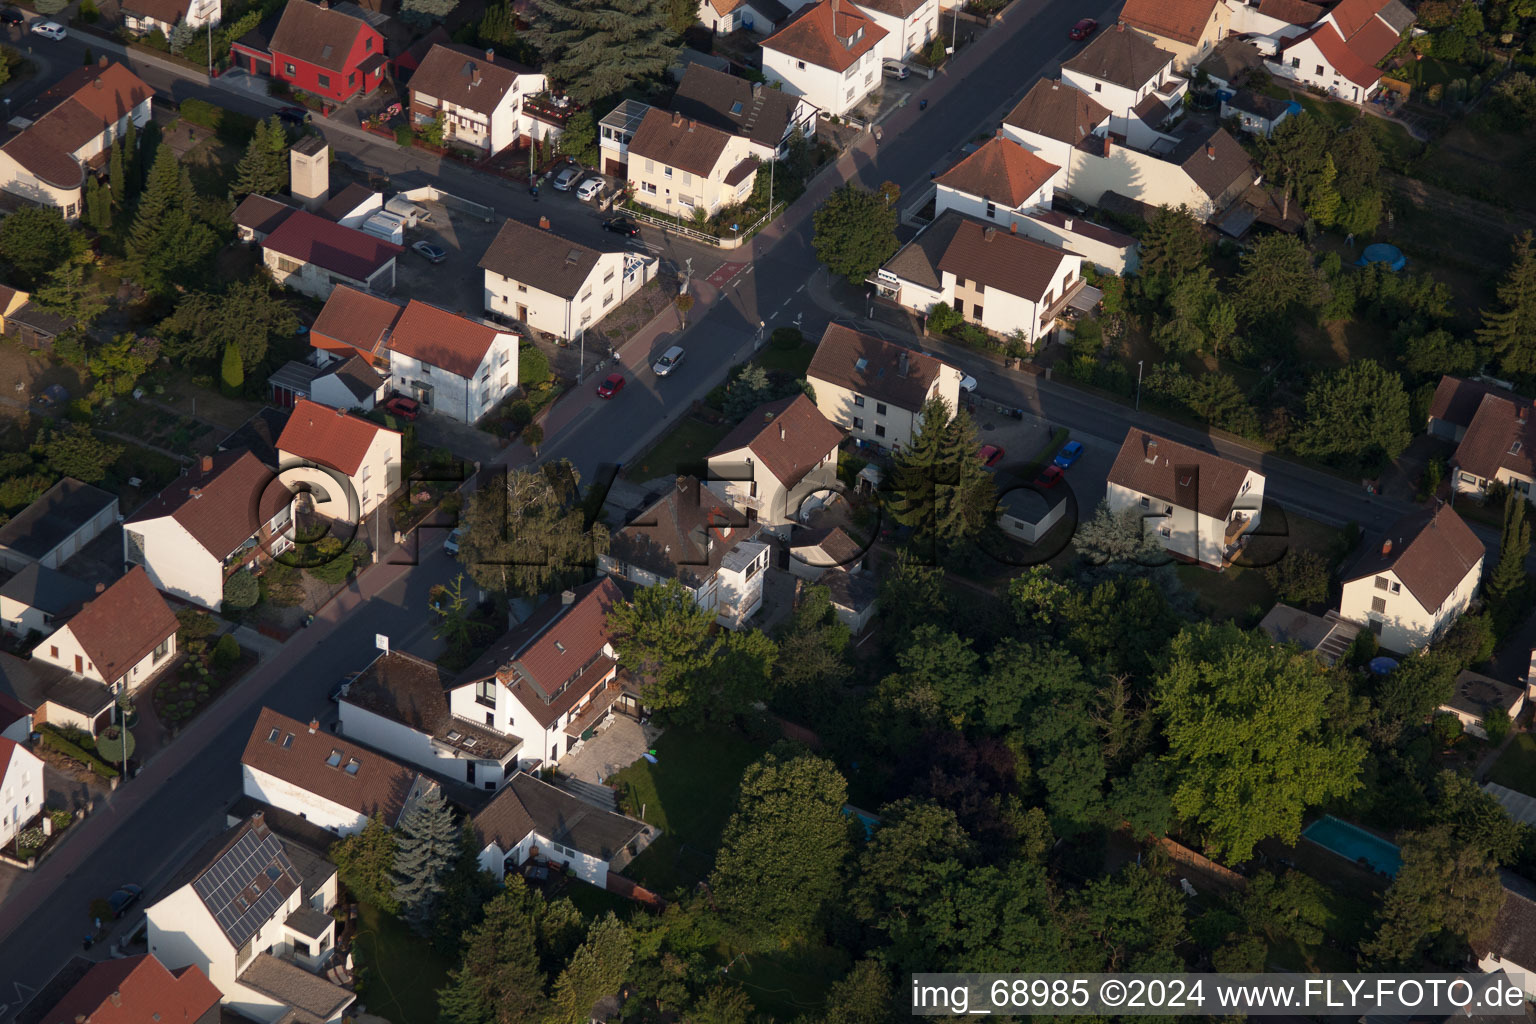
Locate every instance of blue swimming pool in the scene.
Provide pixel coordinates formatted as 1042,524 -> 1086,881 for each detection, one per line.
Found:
843,806 -> 881,839
1302,815 -> 1402,877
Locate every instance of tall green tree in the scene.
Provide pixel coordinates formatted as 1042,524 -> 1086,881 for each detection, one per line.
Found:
1292,359 -> 1412,472
35,423 -> 122,484
1258,113 -> 1334,223
1478,231 -> 1536,376
90,333 -> 160,398
550,914 -> 631,1024
220,341 -> 244,394
328,814 -> 398,912
850,799 -> 975,971
887,399 -> 995,556
127,147 -> 216,296
1155,622 -> 1367,862
84,177 -> 112,234
232,117 -> 290,197
812,183 -> 899,284
822,961 -> 895,1024
526,0 -> 679,103
108,139 -> 125,210
605,578 -> 718,717
439,879 -> 573,1024
400,0 -> 459,26
1331,123 -> 1384,236
1487,488 -> 1530,606
1361,825 -> 1506,966
710,749 -> 852,936
33,259 -> 106,326
0,207 -> 85,286
1138,205 -> 1208,303
1234,234 -> 1324,321
391,787 -> 460,932
159,278 -> 298,370
457,462 -> 605,597
1069,863 -> 1189,972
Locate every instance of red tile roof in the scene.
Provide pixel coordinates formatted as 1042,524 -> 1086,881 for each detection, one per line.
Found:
0,691 -> 29,732
1345,504 -> 1484,614
937,218 -> 1074,303
1119,0 -> 1219,46
935,136 -> 1060,209
409,43 -> 539,118
242,706 -> 426,825
276,398 -> 395,477
1283,22 -> 1381,87
761,0 -> 887,72
59,567 -> 177,689
1326,0 -> 1385,39
1004,79 -> 1112,145
262,210 -> 402,283
1347,12 -> 1402,65
1108,428 -> 1256,519
1,63 -> 151,189
310,284 -> 402,365
1429,376 -> 1512,431
387,300 -> 505,380
35,955 -> 221,1024
126,450 -> 293,560
709,394 -> 844,490
1454,392 -> 1536,481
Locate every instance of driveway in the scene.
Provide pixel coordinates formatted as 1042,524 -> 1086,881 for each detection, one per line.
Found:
392,200 -> 504,315
412,410 -> 504,465
559,715 -> 659,785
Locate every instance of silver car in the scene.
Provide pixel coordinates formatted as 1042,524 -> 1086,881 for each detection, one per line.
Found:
552,166 -> 581,190
652,345 -> 685,376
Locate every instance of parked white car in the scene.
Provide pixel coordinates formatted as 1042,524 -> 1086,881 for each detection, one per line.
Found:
575,176 -> 603,201
652,345 -> 685,377
30,20 -> 65,38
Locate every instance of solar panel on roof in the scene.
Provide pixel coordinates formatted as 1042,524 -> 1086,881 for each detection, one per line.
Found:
192,829 -> 296,949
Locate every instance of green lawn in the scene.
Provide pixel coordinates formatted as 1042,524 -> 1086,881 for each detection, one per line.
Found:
1488,733 -> 1536,796
608,728 -> 769,896
349,902 -> 456,1024
563,878 -> 642,921
624,417 -> 733,481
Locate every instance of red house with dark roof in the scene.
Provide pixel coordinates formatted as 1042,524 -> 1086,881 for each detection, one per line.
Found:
231,0 -> 386,104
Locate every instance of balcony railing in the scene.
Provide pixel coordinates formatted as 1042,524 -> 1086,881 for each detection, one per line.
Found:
524,92 -> 577,127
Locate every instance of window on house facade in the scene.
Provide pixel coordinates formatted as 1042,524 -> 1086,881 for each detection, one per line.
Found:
681,171 -> 692,185
1094,83 -> 1102,92
1314,64 -> 1324,75
641,181 -> 657,194
973,305 -> 983,320
985,201 -> 996,218
317,74 -> 331,89
875,424 -> 886,438
852,416 -> 864,430
349,72 -> 356,87
853,394 -> 865,407
797,60 -> 807,69
603,269 -> 615,283
663,166 -> 673,178
602,292 -> 614,306
1371,596 -> 1387,613
1374,576 -> 1389,590
1290,56 -> 1300,68
153,636 -> 170,662
285,63 -> 296,75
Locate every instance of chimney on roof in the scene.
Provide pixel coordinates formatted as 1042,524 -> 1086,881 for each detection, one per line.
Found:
309,718 -> 319,733
472,65 -> 481,84
1520,405 -> 1529,423
561,589 -> 576,605
780,425 -> 786,441
983,225 -> 996,241
538,216 -> 550,229
752,81 -> 762,97
495,665 -> 515,685
687,120 -> 695,132
1144,437 -> 1158,463
251,810 -> 266,830
95,582 -> 105,594
1009,221 -> 1016,233
1206,143 -> 1216,160
1102,134 -> 1112,157
109,994 -> 121,1009
201,454 -> 213,474
318,0 -> 328,8
994,126 -> 1002,138
672,110 -> 683,127
1382,538 -> 1393,556
188,487 -> 202,499
1116,20 -> 1124,30
485,48 -> 495,61
1065,217 -> 1073,229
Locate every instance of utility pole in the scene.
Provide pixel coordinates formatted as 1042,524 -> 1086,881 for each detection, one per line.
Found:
1135,360 -> 1144,410
207,20 -> 212,76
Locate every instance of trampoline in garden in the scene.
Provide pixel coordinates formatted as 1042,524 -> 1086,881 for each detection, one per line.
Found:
1368,656 -> 1400,675
1357,243 -> 1407,271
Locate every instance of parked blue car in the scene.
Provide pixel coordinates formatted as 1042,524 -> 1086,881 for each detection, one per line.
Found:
1054,441 -> 1084,469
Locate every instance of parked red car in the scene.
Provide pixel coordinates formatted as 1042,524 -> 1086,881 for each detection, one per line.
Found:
1069,17 -> 1097,39
384,395 -> 421,420
978,444 -> 1005,468
1034,464 -> 1065,489
596,372 -> 626,399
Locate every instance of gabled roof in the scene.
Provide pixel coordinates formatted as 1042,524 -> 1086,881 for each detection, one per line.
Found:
262,210 -> 402,282
1199,37 -> 1265,84
1326,0 -> 1412,40
120,0 -> 188,24
671,64 -> 803,151
1107,428 -> 1257,520
388,300 -> 506,380
3,63 -> 152,189
460,577 -> 624,730
935,136 -> 1059,209
479,218 -> 613,302
806,323 -> 951,412
760,0 -> 888,72
1004,79 -> 1111,145
276,398 -> 395,476
173,814 -> 304,950
32,956 -> 221,1024
0,651 -> 113,718
881,207 -> 965,291
627,107 -> 735,178
708,394 -> 844,490
56,567 -> 177,687
1281,22 -> 1381,88
233,194 -> 299,236
343,650 -> 520,761
1062,24 -> 1175,90
0,691 -> 29,734
242,707 -> 426,826
609,476 -> 764,588
1174,127 -> 1256,200
856,0 -> 926,16
318,354 -> 385,402
237,954 -> 354,1024
125,450 -> 292,560
0,477 -> 116,562
1227,88 -> 1292,121
1431,376 -> 1514,432
1343,504 -> 1484,614
310,284 -> 402,361
1119,0 -> 1219,46
269,0 -> 378,73
1256,0 -> 1324,25
1454,392 -> 1536,482
472,771 -> 647,862
937,216 -> 1074,303
790,525 -> 863,567
317,182 -> 376,224
409,43 -> 539,117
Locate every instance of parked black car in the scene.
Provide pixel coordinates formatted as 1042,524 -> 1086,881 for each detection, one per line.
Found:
602,217 -> 640,237
0,9 -> 26,25
108,884 -> 143,919
274,106 -> 312,126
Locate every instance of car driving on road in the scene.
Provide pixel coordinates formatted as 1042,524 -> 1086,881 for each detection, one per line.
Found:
30,20 -> 65,38
652,345 -> 685,377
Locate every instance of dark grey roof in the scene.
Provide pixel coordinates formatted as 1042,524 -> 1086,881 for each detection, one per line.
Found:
7,301 -> 75,338
1198,36 -> 1263,84
1444,669 -> 1524,720
1226,88 -> 1291,121
284,906 -> 333,939
0,478 -> 116,562
268,360 -> 323,396
218,407 -> 291,470
318,183 -> 376,224
822,567 -> 877,610
344,651 -> 520,761
238,954 -> 353,1024
320,355 -> 385,402
0,651 -> 113,717
0,563 -> 93,617
881,208 -> 965,291
187,818 -> 304,950
1377,0 -> 1415,34
671,64 -> 802,150
1481,870 -> 1536,971
1173,127 -> 1256,201
1062,25 -> 1175,89
476,771 -> 647,862
479,218 -> 620,301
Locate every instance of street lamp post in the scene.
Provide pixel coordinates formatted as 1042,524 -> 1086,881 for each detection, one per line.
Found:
1135,360 -> 1144,410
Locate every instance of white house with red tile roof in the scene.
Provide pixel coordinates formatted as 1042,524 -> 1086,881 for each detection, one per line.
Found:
0,736 -> 43,851
1339,504 -> 1484,652
1106,428 -> 1265,569
276,399 -> 401,522
308,284 -> 403,371
706,394 -> 844,534
760,0 -> 889,118
451,577 -> 628,766
933,135 -> 1062,226
1450,391 -> 1536,503
241,707 -> 435,836
385,300 -> 520,423
0,61 -> 152,221
125,452 -> 297,611
1119,0 -> 1233,71
261,209 -> 402,301
1224,0 -> 1323,47
852,0 -> 938,62
32,566 -> 178,698
1269,0 -> 1413,102
30,955 -> 223,1024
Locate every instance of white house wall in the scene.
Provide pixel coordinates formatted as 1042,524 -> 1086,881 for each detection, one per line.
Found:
1269,38 -> 1375,103
337,701 -> 513,789
855,0 -> 938,62
125,516 -> 226,611
38,619 -> 175,694
240,763 -> 370,836
1066,145 -> 1215,218
1016,214 -> 1139,275
485,253 -> 649,343
1340,559 -> 1483,653
763,48 -> 879,118
0,597 -> 55,638
0,745 -> 43,849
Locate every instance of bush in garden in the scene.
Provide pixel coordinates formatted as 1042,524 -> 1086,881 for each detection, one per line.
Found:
223,571 -> 259,610
212,634 -> 240,671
